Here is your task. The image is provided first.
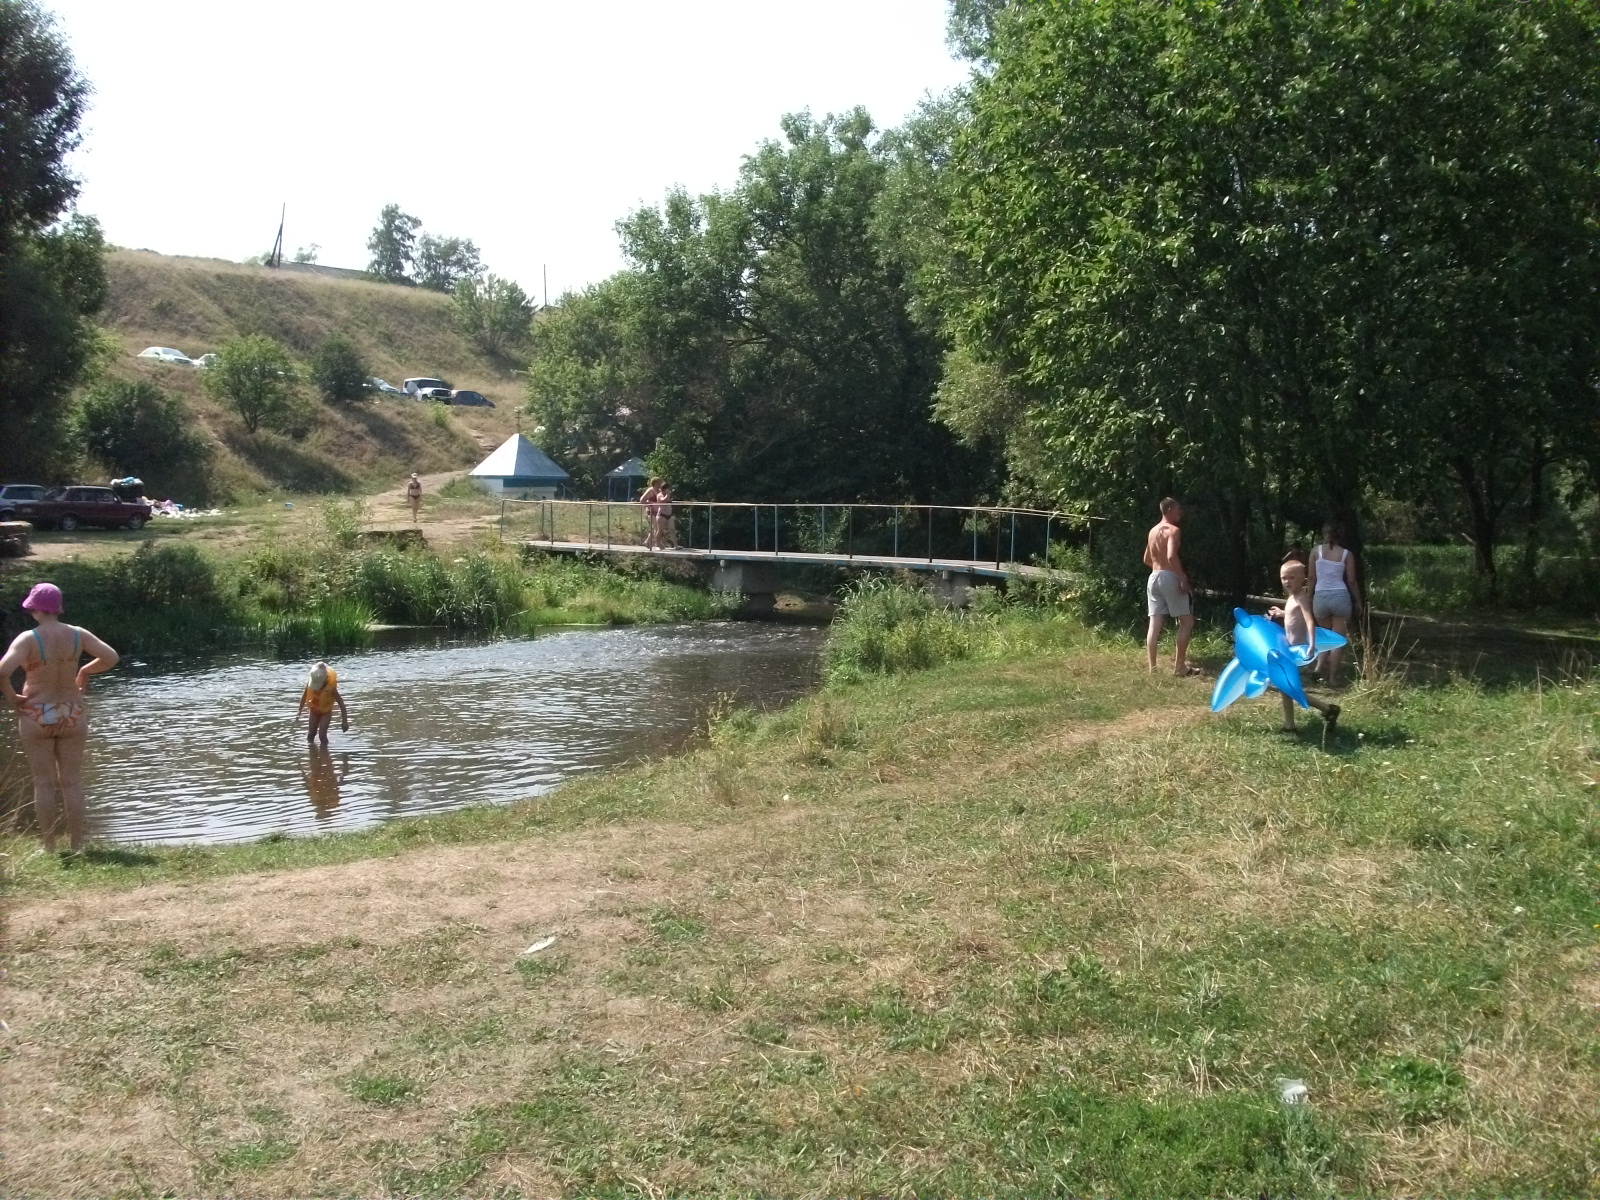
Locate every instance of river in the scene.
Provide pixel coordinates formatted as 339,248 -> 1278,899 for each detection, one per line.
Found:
3,622 -> 825,845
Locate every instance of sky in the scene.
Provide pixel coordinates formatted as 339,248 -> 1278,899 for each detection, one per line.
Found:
46,0 -> 970,299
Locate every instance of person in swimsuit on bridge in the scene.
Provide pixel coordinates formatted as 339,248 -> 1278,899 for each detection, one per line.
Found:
0,582 -> 120,853
1144,497 -> 1196,676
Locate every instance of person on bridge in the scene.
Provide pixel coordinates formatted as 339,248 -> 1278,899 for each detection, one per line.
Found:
1144,497 -> 1196,676
405,473 -> 423,523
640,477 -> 673,550
0,582 -> 120,854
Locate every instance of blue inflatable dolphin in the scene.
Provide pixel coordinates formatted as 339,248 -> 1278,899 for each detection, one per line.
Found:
1210,607 -> 1346,712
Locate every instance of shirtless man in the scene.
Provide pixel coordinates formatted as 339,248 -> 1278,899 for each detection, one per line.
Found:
1144,497 -> 1195,675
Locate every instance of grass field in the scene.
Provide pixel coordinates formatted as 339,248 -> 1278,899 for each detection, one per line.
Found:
4,611 -> 1593,1197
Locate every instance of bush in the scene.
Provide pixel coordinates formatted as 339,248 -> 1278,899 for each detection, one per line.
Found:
826,577 -> 978,682
203,334 -> 300,435
308,333 -> 369,406
73,379 -> 210,498
109,542 -> 224,609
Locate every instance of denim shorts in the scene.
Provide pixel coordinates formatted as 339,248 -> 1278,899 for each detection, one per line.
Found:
1312,589 -> 1353,620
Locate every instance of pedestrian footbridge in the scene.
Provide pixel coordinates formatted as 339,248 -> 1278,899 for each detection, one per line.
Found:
499,499 -> 1095,601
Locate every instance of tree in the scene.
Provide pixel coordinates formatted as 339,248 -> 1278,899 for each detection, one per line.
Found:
452,274 -> 533,356
204,335 -> 300,435
527,110 -> 993,503
74,379 -> 209,495
946,0 -> 1600,596
308,333 -> 368,405
292,243 -> 319,264
415,234 -> 482,292
0,1 -> 104,480
0,0 -> 87,245
366,204 -> 419,283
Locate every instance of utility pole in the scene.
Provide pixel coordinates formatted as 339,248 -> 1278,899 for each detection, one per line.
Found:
542,264 -> 548,309
269,203 -> 285,268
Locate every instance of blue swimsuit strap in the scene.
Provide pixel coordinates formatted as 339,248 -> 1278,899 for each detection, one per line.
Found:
29,628 -> 45,662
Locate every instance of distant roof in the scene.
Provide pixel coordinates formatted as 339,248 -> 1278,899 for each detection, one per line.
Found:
470,434 -> 571,481
275,261 -> 370,281
605,457 -> 649,479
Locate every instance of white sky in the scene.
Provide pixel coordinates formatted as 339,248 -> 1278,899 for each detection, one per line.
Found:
47,0 -> 969,299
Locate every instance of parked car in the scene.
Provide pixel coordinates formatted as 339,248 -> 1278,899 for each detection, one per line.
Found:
0,484 -> 48,520
416,386 -> 453,403
366,376 -> 406,396
192,352 -> 219,370
10,486 -> 153,531
137,346 -> 195,366
403,376 -> 450,396
449,389 -> 495,407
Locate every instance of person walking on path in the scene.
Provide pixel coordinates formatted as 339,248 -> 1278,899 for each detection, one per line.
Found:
1144,497 -> 1196,676
1309,522 -> 1361,687
405,473 -> 423,523
0,582 -> 120,854
294,661 -> 349,746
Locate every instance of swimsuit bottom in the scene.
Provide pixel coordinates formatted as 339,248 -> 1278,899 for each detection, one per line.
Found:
20,699 -> 86,736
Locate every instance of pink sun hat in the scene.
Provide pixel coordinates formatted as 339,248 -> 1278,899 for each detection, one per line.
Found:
21,582 -> 63,613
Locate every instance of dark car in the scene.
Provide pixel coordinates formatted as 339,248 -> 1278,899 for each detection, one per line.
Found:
449,389 -> 495,408
0,484 -> 48,520
13,486 -> 153,531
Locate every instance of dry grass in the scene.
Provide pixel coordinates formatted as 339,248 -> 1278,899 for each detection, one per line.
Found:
91,250 -> 524,503
4,631 -> 1594,1196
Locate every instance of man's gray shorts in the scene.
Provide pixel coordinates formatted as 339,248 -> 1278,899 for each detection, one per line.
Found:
1147,570 -> 1191,618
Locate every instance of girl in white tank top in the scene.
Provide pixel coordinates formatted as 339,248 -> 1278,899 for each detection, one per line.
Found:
1309,524 -> 1359,687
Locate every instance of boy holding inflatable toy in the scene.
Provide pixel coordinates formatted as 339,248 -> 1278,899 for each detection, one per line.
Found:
1209,558 -> 1343,735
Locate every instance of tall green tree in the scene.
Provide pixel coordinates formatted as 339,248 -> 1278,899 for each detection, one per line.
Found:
452,274 -> 533,356
945,0 -> 1600,595
0,0 -> 105,480
528,110 -> 992,503
415,234 -> 482,293
365,204 -> 419,283
204,335 -> 300,435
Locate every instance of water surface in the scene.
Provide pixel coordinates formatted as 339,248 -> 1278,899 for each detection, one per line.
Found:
6,622 -> 823,845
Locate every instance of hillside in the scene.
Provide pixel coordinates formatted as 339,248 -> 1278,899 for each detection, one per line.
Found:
96,251 -> 524,502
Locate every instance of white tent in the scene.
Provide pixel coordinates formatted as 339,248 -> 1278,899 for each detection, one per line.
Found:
469,434 -> 571,499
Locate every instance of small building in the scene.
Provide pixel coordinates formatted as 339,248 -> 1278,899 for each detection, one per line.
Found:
604,456 -> 649,501
469,434 -> 571,499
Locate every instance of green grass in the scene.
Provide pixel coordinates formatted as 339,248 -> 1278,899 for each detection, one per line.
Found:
0,517 -> 734,659
5,612 -> 1594,1196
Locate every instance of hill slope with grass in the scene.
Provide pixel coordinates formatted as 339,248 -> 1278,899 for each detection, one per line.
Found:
93,250 -> 523,502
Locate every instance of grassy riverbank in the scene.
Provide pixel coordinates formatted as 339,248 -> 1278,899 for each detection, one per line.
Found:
0,504 -> 734,657
5,602 -> 1593,1197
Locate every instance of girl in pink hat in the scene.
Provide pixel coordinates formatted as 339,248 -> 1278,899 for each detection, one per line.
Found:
0,582 -> 120,853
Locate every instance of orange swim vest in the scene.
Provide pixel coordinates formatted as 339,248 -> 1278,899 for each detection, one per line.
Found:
302,668 -> 339,714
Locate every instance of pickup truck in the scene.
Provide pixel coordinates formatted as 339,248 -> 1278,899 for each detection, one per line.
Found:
9,485 -> 153,531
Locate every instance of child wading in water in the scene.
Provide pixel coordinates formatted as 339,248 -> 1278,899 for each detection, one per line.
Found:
295,661 -> 349,745
1268,558 -> 1341,734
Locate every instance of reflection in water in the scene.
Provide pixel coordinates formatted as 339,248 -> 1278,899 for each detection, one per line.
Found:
0,622 -> 822,845
300,747 -> 348,818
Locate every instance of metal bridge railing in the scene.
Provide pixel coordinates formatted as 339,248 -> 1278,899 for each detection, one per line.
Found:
498,499 -> 1101,571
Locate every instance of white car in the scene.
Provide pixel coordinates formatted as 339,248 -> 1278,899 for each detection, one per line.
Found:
137,346 -> 195,366
366,376 -> 406,396
403,376 -> 451,396
192,352 -> 218,370
416,386 -> 453,403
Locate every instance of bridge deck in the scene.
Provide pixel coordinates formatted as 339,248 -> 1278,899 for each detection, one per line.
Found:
522,540 -> 1051,579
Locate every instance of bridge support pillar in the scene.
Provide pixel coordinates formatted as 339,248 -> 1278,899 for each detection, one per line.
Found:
708,560 -> 783,612
928,569 -> 973,608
